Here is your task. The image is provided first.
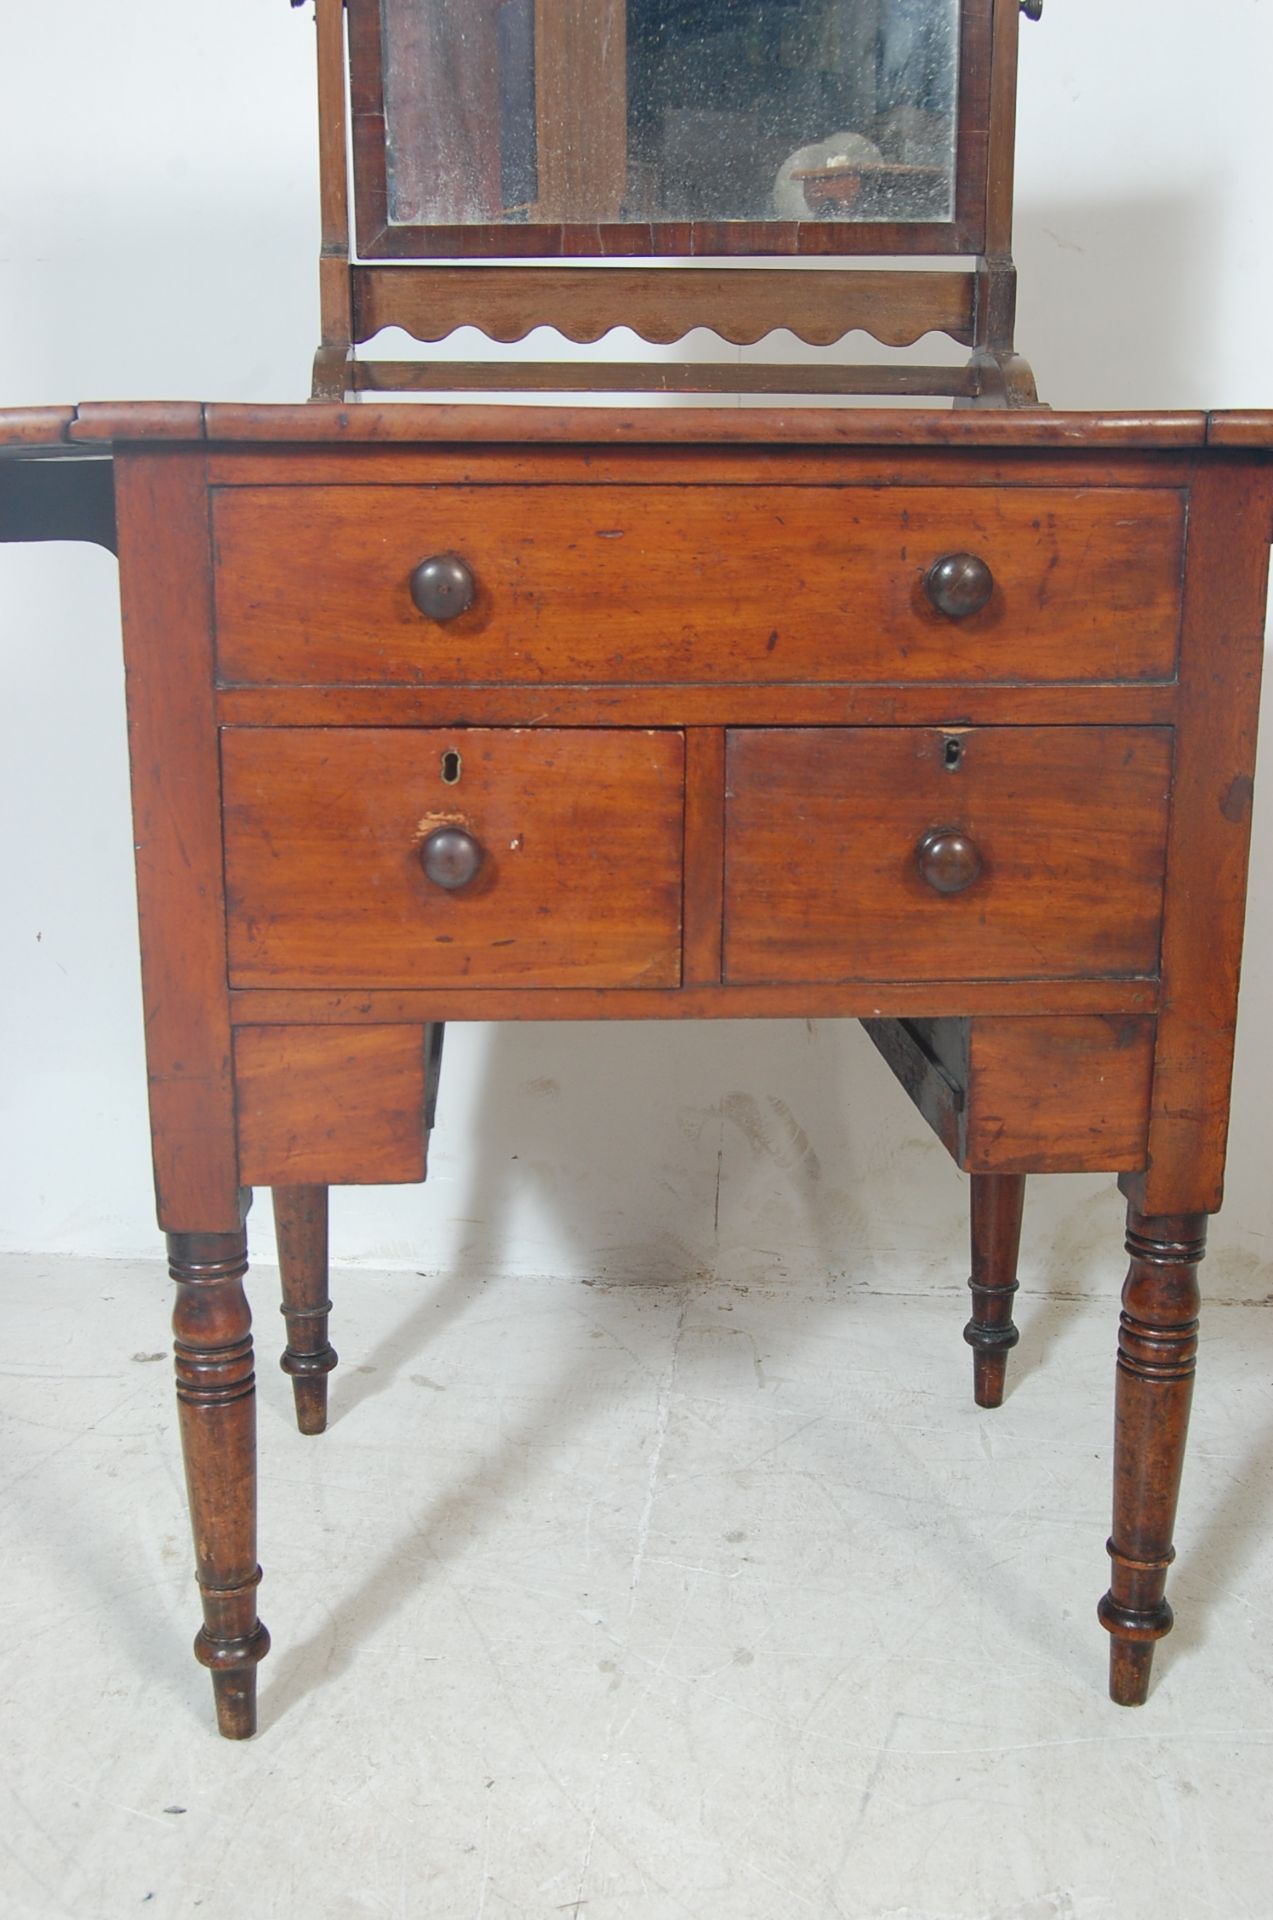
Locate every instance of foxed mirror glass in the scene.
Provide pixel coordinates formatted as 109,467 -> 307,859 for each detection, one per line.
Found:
379,0 -> 960,232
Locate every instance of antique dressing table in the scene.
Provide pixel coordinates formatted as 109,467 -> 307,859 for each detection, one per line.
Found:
3,0 -> 1272,1742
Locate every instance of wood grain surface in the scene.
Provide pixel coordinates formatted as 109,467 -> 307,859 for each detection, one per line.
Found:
196,405 -> 1218,449
235,1025 -> 429,1186
0,403 -> 1228,451
724,726 -> 1172,985
212,483 -> 1184,688
350,265 -> 979,350
115,451 -> 244,1232
965,1014 -> 1154,1172
223,727 -> 684,990
1134,462 -> 1273,1213
213,682 -> 1176,732
864,1014 -> 1154,1173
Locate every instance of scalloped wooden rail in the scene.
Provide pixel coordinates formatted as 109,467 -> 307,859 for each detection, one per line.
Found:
351,265 -> 978,351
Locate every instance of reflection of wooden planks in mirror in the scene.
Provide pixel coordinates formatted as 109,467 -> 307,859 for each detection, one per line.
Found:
380,0 -> 503,224
531,0 -> 627,224
380,0 -> 627,226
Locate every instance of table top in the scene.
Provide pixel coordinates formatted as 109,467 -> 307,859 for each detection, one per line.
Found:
5,401 -> 1273,455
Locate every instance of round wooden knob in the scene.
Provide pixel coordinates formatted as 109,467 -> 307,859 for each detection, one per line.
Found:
916,828 -> 982,895
420,826 -> 484,891
410,554 -> 475,622
924,552 -> 994,619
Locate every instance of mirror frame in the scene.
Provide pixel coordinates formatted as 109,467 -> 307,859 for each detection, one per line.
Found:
348,0 -> 994,259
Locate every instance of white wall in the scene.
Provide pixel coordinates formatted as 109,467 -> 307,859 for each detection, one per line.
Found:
3,0 -> 1273,1301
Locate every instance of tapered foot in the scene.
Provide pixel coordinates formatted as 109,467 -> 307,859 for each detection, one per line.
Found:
1098,1205 -> 1205,1705
288,1376 -> 330,1437
971,1348 -> 1009,1410
196,1614 -> 272,1738
211,1668 -> 259,1741
169,1227 -> 270,1739
272,1186 -> 336,1435
964,1173 -> 1025,1408
1107,1636 -> 1157,1708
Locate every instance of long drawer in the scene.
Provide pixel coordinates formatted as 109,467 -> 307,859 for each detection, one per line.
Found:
222,727 -> 685,989
723,726 -> 1172,984
212,484 -> 1185,688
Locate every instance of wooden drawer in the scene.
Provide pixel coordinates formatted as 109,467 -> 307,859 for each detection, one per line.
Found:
222,727 -> 684,989
723,726 -> 1172,984
864,1015 -> 1155,1174
235,1025 -> 432,1186
212,484 -> 1184,688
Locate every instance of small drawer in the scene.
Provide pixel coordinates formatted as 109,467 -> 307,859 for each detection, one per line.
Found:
235,1025 -> 431,1187
212,483 -> 1184,688
723,726 -> 1171,984
223,728 -> 684,989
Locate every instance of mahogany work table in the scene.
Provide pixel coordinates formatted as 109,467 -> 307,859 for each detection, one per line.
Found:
2,397 -> 1271,1739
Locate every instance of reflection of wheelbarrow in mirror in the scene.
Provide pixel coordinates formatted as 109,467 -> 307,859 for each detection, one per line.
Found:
792,161 -> 948,218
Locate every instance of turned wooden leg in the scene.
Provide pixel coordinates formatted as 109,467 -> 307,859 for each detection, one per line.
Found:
272,1185 -> 336,1436
1098,1206 -> 1206,1706
169,1228 -> 270,1739
964,1172 -> 1025,1408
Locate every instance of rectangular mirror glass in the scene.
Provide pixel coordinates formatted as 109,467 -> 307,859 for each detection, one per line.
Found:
381,0 -> 960,230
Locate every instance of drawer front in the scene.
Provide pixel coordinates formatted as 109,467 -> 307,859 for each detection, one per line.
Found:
724,726 -> 1171,984
212,484 -> 1184,688
223,728 -> 684,989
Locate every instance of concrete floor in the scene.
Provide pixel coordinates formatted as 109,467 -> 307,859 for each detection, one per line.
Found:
2,1251 -> 1271,1920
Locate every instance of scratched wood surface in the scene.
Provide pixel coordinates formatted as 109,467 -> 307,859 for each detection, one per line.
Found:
0,403 -> 1232,450
724,726 -> 1173,986
114,450 -> 244,1233
862,1013 -> 1155,1173
211,483 -> 1184,689
235,1025 -> 429,1187
1132,462 -> 1273,1214
222,727 -> 685,990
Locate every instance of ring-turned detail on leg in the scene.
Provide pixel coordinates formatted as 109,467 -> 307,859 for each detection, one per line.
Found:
1098,1206 -> 1206,1707
169,1227 -> 270,1739
964,1172 -> 1026,1408
272,1185 -> 336,1435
